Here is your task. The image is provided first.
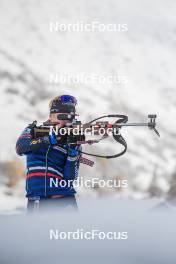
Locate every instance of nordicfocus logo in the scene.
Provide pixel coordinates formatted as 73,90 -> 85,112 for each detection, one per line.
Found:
49,21 -> 128,32
49,229 -> 128,240
48,73 -> 128,85
49,125 -> 120,137
49,177 -> 128,189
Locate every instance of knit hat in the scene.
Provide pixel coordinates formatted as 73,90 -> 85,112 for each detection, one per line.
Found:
50,95 -> 76,114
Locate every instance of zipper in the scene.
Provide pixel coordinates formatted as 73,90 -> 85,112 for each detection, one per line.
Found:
45,145 -> 51,197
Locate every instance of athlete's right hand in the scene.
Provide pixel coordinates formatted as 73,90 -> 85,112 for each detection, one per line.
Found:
49,130 -> 57,145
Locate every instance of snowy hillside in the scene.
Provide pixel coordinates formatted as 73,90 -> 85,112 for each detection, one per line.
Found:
0,0 -> 176,211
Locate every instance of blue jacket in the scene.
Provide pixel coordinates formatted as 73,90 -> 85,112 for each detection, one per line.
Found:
16,123 -> 81,198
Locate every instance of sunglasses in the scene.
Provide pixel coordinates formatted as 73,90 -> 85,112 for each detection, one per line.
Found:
57,113 -> 74,121
59,95 -> 77,105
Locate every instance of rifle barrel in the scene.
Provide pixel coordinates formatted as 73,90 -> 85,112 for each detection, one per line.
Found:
113,122 -> 150,127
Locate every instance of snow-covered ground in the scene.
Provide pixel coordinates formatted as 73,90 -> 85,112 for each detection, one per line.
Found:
0,180 -> 26,214
0,0 -> 176,213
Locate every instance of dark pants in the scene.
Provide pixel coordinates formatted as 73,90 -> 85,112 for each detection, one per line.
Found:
27,196 -> 78,214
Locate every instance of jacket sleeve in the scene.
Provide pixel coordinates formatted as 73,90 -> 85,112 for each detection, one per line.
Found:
16,125 -> 50,156
63,146 -> 82,181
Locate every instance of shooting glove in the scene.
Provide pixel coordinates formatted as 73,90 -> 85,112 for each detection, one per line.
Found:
49,130 -> 57,145
67,146 -> 81,157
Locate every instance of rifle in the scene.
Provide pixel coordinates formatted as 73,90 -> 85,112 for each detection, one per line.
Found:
32,114 -> 160,159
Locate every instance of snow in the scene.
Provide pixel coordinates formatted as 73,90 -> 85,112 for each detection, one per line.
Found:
0,0 -> 176,213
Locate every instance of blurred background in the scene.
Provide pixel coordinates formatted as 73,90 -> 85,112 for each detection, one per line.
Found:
0,0 -> 176,214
